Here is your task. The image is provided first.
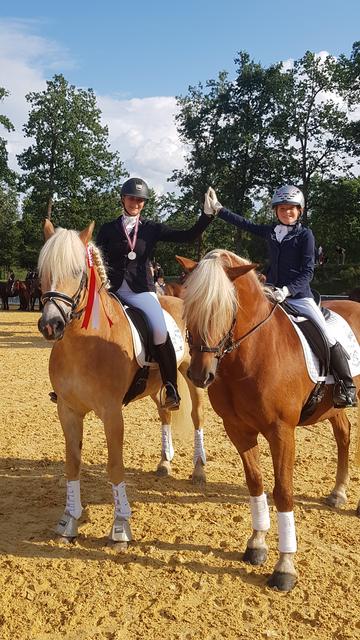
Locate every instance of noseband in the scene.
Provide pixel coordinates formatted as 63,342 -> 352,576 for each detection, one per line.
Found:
41,272 -> 88,325
186,302 -> 279,362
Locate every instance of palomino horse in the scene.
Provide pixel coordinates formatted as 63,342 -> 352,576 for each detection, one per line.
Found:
177,249 -> 360,591
164,280 -> 186,298
37,220 -> 206,547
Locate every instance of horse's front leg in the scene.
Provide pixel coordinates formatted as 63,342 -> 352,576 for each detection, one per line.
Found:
224,424 -> 270,566
268,425 -> 297,592
56,402 -> 85,542
103,408 -> 132,548
239,443 -> 270,566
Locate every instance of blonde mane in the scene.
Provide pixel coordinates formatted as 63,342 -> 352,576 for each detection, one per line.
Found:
38,227 -> 109,289
183,249 -> 247,344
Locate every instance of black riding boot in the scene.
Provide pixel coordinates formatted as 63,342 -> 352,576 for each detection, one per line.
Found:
154,334 -> 181,410
330,342 -> 358,408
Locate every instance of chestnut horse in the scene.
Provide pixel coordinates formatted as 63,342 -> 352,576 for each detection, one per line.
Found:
177,249 -> 360,591
38,220 -> 206,547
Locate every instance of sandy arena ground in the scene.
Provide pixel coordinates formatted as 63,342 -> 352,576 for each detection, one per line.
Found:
0,311 -> 359,640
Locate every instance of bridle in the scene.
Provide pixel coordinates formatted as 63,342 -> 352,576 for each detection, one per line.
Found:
186,301 -> 279,362
41,272 -> 88,326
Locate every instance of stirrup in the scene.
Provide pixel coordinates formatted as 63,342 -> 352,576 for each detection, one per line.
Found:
333,383 -> 358,408
160,383 -> 180,411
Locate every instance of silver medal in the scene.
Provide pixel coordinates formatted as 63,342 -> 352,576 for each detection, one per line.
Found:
128,251 -> 136,260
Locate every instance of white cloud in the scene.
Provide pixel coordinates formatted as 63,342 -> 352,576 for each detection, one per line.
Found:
0,19 -> 185,195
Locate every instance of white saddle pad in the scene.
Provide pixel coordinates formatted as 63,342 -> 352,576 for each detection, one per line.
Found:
124,307 -> 185,369
282,307 -> 360,384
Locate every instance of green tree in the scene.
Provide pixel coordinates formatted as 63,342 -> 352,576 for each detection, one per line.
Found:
171,53 -> 294,252
0,184 -> 20,274
310,177 -> 360,263
17,74 -> 127,223
281,51 -> 358,222
0,87 -> 16,186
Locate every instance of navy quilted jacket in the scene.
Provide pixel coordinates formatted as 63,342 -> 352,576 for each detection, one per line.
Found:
218,208 -> 315,299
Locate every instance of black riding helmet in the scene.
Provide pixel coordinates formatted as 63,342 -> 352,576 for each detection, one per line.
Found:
121,177 -> 150,200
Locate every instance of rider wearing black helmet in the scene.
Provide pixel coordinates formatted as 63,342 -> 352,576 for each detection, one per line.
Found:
96,177 -> 212,410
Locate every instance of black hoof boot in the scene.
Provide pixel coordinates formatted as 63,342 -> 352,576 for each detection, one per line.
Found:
243,546 -> 268,566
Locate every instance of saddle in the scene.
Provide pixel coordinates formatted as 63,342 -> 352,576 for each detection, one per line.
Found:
280,291 -> 330,421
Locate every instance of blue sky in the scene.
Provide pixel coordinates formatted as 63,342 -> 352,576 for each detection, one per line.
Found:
0,0 -> 359,191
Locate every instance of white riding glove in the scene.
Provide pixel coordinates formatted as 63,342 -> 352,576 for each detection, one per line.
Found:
203,187 -> 223,216
273,286 -> 290,303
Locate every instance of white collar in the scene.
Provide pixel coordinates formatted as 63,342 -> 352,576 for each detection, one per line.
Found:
274,224 -> 291,243
122,214 -> 140,231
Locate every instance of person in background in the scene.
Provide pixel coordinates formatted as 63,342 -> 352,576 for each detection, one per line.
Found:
203,185 -> 357,408
335,245 -> 346,265
96,177 -> 212,410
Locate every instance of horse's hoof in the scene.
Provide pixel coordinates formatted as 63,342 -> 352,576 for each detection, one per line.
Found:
191,470 -> 206,485
357,503 -> 360,518
325,492 -> 346,508
108,517 -> 132,544
267,571 -> 297,592
55,511 -> 79,538
57,535 -> 76,544
156,461 -> 172,477
243,546 -> 268,566
107,539 -> 128,552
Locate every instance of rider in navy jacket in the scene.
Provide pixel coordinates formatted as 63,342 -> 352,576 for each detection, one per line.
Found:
203,184 -> 357,408
213,207 -> 315,299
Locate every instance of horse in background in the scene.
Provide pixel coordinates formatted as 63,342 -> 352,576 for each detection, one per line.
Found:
164,280 -> 186,298
0,276 -> 16,310
177,249 -> 360,592
13,281 -> 30,310
29,277 -> 43,311
37,220 -> 206,549
349,287 -> 360,303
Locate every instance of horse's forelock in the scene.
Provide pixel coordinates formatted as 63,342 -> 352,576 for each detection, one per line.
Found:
38,228 -> 86,286
184,250 -> 240,344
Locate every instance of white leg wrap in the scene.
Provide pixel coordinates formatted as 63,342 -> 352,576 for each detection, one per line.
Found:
249,493 -> 270,531
66,480 -> 83,519
112,481 -> 131,520
277,511 -> 297,553
161,424 -> 174,461
193,428 -> 206,465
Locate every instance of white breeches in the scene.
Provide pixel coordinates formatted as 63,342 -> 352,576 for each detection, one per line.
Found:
288,297 -> 336,346
117,280 -> 168,345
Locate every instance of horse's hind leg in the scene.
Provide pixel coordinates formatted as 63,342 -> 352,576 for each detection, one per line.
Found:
56,402 -> 85,541
179,361 -> 206,484
326,410 -> 351,508
151,392 -> 174,477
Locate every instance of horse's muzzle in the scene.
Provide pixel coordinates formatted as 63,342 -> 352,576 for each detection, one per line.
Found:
187,366 -> 215,388
38,316 -> 65,341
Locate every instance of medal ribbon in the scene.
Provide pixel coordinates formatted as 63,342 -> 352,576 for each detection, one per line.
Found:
122,215 -> 139,255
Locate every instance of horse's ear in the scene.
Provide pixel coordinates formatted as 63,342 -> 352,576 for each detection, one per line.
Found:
225,263 -> 259,282
43,218 -> 55,241
79,221 -> 95,245
176,255 -> 198,272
